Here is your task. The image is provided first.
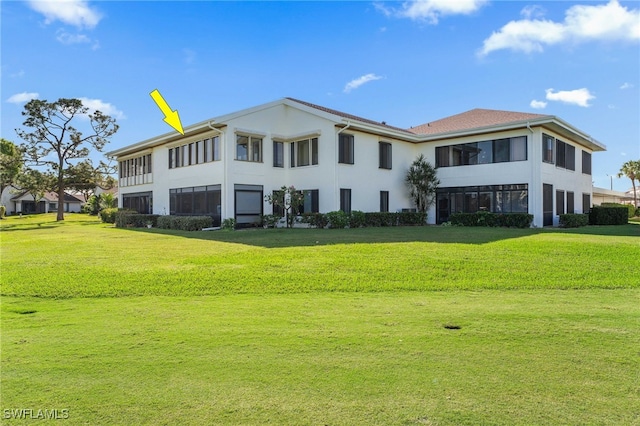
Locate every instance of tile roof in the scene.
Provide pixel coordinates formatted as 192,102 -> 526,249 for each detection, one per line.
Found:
286,97 -> 415,134
408,108 -> 551,135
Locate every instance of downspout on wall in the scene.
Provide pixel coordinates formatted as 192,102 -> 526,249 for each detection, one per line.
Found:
208,121 -> 227,221
335,120 -> 352,210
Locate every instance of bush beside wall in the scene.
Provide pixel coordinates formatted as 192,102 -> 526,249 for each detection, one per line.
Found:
449,212 -> 533,228
559,213 -> 589,228
156,215 -> 213,231
99,208 -> 119,223
589,206 -> 629,225
115,211 -> 160,228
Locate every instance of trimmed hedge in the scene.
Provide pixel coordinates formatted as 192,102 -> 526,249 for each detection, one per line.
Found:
601,202 -> 636,218
589,206 -> 628,225
99,208 -> 119,224
449,212 -> 533,228
559,213 -> 589,228
156,215 -> 213,231
115,211 -> 160,228
300,212 -> 329,229
326,211 -> 349,229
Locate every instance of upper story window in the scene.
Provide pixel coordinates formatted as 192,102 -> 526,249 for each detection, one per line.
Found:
435,136 -> 527,168
120,154 -> 152,179
273,141 -> 284,168
582,151 -> 592,175
379,142 -> 392,169
236,135 -> 262,162
542,134 -> 554,163
338,134 -> 354,164
556,139 -> 575,171
291,138 -> 318,167
169,136 -> 219,169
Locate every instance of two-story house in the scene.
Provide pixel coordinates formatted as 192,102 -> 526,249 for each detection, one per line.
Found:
107,97 -> 605,228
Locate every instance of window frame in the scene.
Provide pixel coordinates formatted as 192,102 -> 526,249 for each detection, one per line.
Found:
236,134 -> 263,163
379,142 -> 392,170
340,188 -> 352,213
338,134 -> 354,165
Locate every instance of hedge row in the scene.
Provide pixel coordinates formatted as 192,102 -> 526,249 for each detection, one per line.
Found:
157,215 -> 213,231
99,208 -> 119,223
114,211 -> 160,228
448,212 -> 533,228
600,203 -> 636,219
589,206 -> 628,225
559,213 -> 589,228
299,211 -> 427,229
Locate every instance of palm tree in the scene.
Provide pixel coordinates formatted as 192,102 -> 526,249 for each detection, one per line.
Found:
405,154 -> 439,215
618,160 -> 640,208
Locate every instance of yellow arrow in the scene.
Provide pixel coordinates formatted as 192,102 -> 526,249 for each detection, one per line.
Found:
150,89 -> 184,135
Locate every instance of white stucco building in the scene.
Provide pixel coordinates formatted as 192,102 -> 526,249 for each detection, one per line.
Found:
107,98 -> 605,228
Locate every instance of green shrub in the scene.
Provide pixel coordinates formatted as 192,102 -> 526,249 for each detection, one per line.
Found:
115,211 -> 159,228
326,211 -> 349,229
0,205 -> 5,219
450,212 -> 533,228
156,215 -> 213,231
636,207 -> 640,218
364,212 -> 397,227
589,205 -> 628,225
601,203 -> 635,218
397,211 -> 427,226
221,218 -> 236,231
349,210 -> 366,228
261,214 -> 282,228
559,213 -> 589,228
300,212 -> 328,229
99,208 -> 118,223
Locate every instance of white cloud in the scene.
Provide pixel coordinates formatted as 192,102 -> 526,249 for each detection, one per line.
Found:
343,73 -> 383,93
27,0 -> 102,29
56,30 -> 100,49
520,5 -> 546,20
78,97 -> 125,120
545,88 -> 595,107
377,0 -> 487,24
530,100 -> 547,109
7,92 -> 39,104
479,0 -> 640,56
620,82 -> 634,89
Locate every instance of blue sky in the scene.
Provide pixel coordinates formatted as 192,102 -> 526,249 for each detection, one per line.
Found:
2,0 -> 639,191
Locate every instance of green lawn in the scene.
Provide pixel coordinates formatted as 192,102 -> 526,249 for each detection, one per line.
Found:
1,214 -> 639,425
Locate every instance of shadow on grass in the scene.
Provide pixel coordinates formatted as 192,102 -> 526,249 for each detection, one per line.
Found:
123,222 -> 640,248
124,225 -> 545,248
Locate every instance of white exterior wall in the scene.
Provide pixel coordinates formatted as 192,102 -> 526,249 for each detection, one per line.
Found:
114,102 -> 599,227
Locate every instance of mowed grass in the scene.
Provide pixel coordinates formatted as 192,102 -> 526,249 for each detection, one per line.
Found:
1,214 -> 639,425
1,214 -> 638,297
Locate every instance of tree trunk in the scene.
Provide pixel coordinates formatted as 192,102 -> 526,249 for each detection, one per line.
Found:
57,167 -> 65,221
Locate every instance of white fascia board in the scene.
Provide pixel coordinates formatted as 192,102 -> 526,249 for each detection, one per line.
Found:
337,120 -> 423,143
271,129 -> 322,142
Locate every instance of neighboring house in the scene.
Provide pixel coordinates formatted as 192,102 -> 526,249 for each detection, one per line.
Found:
106,97 -> 605,228
623,187 -> 639,208
4,189 -> 84,215
592,187 -> 633,206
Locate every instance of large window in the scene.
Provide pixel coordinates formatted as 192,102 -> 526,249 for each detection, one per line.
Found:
567,191 -> 575,214
555,139 -> 575,171
436,184 -> 528,223
339,134 -> 354,164
169,137 -> 220,169
273,141 -> 284,168
120,154 -> 152,178
122,191 -> 153,214
542,134 -> 554,164
582,151 -> 592,175
556,190 -> 565,215
340,188 -> 351,213
169,185 -> 221,226
379,142 -> 392,169
380,191 -> 389,212
291,138 -> 318,167
436,136 -> 527,168
582,193 -> 591,213
236,135 -> 262,162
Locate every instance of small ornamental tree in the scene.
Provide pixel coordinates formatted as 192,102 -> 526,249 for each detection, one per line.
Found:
405,154 -> 439,217
15,168 -> 54,213
264,185 -> 305,228
16,98 -> 118,221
